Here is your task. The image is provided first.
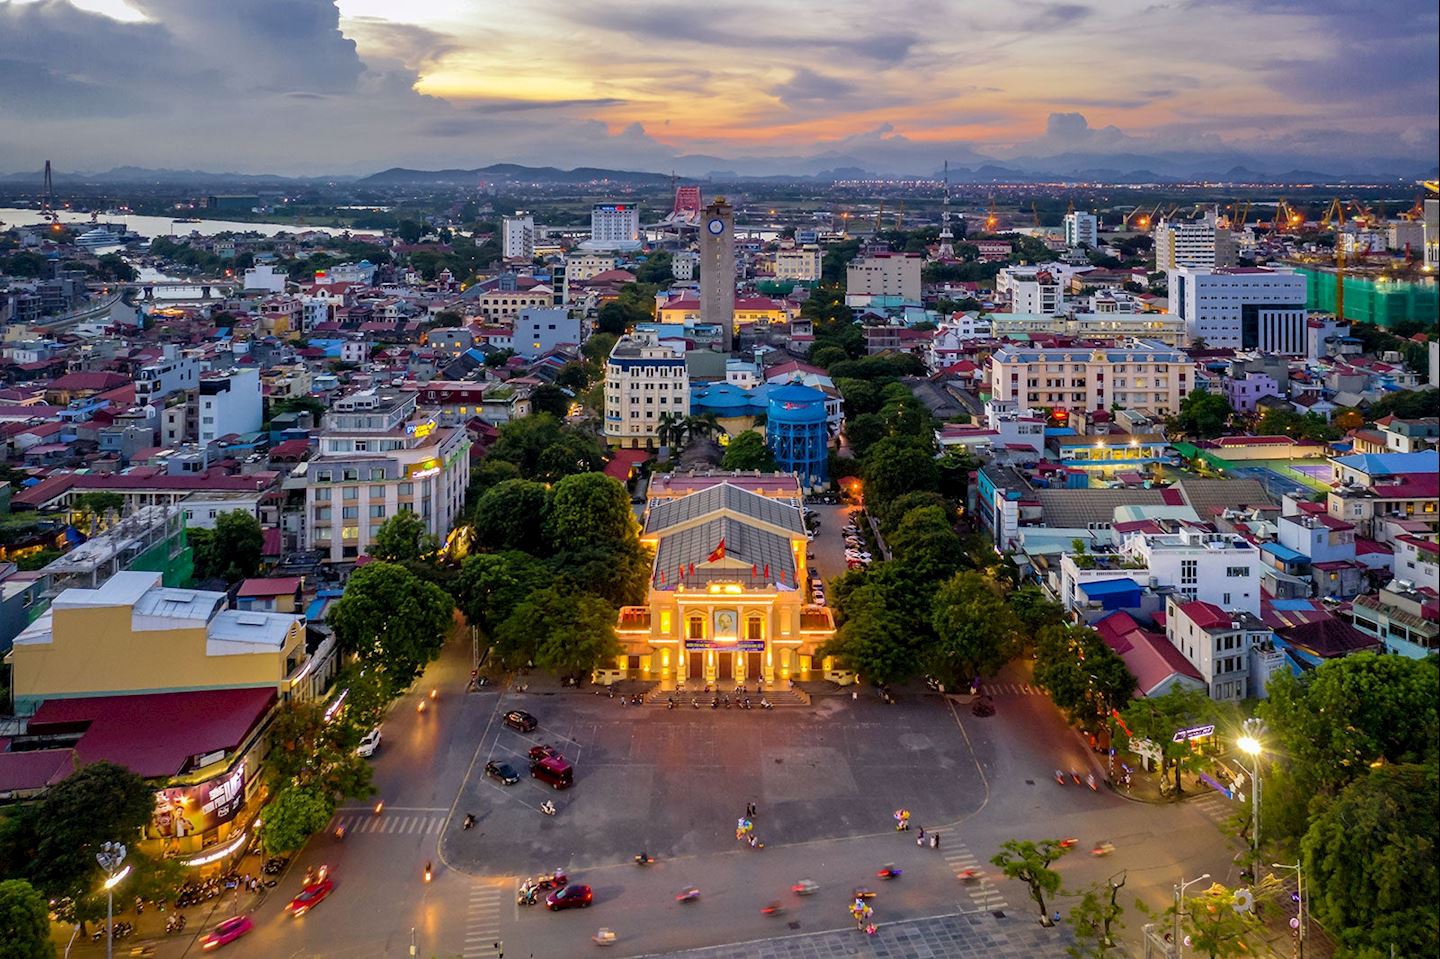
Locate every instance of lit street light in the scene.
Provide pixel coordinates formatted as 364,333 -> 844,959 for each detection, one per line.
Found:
1236,718 -> 1265,863
1271,860 -> 1308,959
96,841 -> 128,959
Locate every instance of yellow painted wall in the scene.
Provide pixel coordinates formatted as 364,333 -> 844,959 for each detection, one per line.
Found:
13,604 -> 303,700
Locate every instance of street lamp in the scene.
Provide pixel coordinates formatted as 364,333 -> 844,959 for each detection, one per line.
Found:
1173,873 -> 1210,952
1236,718 -> 1265,863
1271,860 -> 1308,959
96,841 -> 128,959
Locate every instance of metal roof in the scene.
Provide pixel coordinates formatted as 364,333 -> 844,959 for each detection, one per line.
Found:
645,483 -> 805,536
653,517 -> 797,589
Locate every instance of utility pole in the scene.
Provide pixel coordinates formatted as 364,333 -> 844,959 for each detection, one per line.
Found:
97,841 -> 128,959
1272,861 -> 1307,959
1173,872 -> 1210,950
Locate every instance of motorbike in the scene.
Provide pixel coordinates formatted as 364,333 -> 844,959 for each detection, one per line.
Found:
675,887 -> 701,904
877,865 -> 902,880
417,699 -> 427,713
761,901 -> 785,917
1071,770 -> 1082,785
165,914 -> 187,934
593,928 -> 617,946
374,800 -> 385,815
852,886 -> 877,900
634,854 -> 655,866
1059,837 -> 1079,848
1087,774 -> 1098,791
958,869 -> 980,883
429,688 -> 438,700
692,698 -> 700,709
760,699 -> 774,710
1054,769 -> 1067,785
423,862 -> 433,883
540,800 -> 556,816
1091,842 -> 1116,857
335,824 -> 347,840
792,879 -> 819,896
463,814 -> 476,830
534,872 -> 567,891
667,698 -> 676,710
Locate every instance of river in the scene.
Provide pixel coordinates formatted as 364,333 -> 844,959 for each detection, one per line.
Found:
0,207 -> 378,241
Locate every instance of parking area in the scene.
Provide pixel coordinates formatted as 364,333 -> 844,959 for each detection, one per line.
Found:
805,502 -> 864,586
441,691 -> 986,877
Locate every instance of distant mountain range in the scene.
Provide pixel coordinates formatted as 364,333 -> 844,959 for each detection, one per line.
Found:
2,155 -> 1435,189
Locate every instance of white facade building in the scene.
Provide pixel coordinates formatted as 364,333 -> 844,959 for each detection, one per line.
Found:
135,346 -> 205,406
1168,266 -> 1307,353
197,368 -> 262,444
502,213 -> 536,261
511,307 -> 582,358
989,343 -> 1191,415
1423,199 -> 1439,271
603,330 -> 690,449
1063,211 -> 1098,248
1164,598 -> 1271,702
995,266 -> 1065,314
1120,526 -> 1262,615
298,389 -> 469,563
845,253 -> 922,305
1154,210 -> 1238,270
671,251 -> 698,281
585,203 -> 642,252
241,264 -> 287,294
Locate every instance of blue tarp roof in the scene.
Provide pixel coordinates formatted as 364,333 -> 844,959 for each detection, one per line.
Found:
1262,542 -> 1308,563
1080,578 -> 1143,597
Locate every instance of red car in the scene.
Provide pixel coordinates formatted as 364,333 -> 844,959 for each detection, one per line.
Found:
287,878 -> 335,917
528,744 -> 560,762
201,916 -> 253,950
546,883 -> 593,910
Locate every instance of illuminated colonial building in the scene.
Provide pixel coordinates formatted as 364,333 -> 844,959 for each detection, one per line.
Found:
615,472 -> 834,686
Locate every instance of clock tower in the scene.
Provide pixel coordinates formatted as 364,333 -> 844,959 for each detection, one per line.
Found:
699,198 -> 736,352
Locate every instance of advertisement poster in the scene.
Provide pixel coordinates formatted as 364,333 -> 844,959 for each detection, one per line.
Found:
149,762 -> 246,840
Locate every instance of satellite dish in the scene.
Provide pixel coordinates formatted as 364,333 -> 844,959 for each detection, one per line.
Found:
1233,888 -> 1255,914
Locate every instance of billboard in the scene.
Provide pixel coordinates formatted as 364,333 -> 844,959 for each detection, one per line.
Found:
149,762 -> 247,840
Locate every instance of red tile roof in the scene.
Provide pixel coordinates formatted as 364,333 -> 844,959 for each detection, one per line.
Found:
236,577 -> 302,598
1094,611 -> 1204,694
1176,600 -> 1232,630
0,748 -> 76,793
27,688 -> 277,779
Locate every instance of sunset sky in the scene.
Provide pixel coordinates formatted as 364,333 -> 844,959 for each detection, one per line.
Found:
1,0 -> 1435,175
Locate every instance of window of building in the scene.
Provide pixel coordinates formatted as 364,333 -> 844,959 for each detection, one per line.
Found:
317,469 -> 333,482
343,487 -> 358,500
370,505 -> 386,519
370,485 -> 385,498
314,488 -> 331,502
659,610 -> 672,634
342,506 -> 359,519
687,615 -> 704,640
343,468 -> 359,481
746,616 -> 763,641
341,526 -> 359,540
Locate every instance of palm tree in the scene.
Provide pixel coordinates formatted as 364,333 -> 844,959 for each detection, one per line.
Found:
657,411 -> 687,452
687,413 -> 723,442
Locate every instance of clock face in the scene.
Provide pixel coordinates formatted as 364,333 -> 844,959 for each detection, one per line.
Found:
707,218 -> 725,235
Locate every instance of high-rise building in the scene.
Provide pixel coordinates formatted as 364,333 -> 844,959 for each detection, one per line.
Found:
502,213 -> 536,260
585,203 -> 642,251
773,246 -> 822,281
1063,211 -> 1098,248
989,343 -> 1192,416
299,388 -> 469,563
699,199 -> 736,352
197,368 -> 262,444
844,253 -> 922,306
1424,198 -> 1439,271
1154,209 -> 1238,270
1168,266 -> 1307,353
995,266 -> 1065,314
603,331 -> 690,449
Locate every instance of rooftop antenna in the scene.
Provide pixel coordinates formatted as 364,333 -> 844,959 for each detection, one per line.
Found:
937,160 -> 954,258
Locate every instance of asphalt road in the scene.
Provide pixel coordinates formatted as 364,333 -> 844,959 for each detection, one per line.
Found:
128,633 -> 1243,959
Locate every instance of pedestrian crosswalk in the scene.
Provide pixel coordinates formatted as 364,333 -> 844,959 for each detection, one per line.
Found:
463,883 -> 504,959
1189,791 -> 1236,828
939,839 -> 1010,914
978,682 -> 1042,696
330,811 -> 447,836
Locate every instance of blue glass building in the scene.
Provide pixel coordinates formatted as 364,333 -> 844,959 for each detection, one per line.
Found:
766,384 -> 829,487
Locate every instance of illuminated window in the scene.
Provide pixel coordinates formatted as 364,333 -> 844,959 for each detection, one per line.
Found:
687,615 -> 704,640
746,616 -> 763,641
659,611 -> 672,634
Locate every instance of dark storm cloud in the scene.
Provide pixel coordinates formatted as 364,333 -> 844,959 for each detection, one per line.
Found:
770,69 -> 859,106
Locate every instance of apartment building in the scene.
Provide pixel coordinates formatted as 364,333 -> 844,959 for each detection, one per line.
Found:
603,331 -> 690,449
1168,266 -> 1306,352
989,343 -> 1190,416
773,246 -> 822,281
845,253 -> 922,305
1164,597 -> 1270,701
1120,526 -> 1262,614
996,266 -> 1065,314
563,253 -> 617,302
585,203 -> 642,252
297,388 -> 469,563
988,312 -> 1186,345
502,213 -> 536,260
135,346 -> 205,406
198,368 -> 262,444
467,288 -> 555,322
1063,211 -> 1098,247
1154,210 -> 1238,270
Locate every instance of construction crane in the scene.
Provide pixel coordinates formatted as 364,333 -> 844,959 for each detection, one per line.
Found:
1032,201 -> 1041,228
1319,197 -> 1345,231
1398,195 -> 1425,221
1347,198 -> 1377,230
1121,205 -> 1144,230
895,198 -> 905,230
1274,198 -> 1303,232
1229,201 -> 1251,230
874,199 -> 885,234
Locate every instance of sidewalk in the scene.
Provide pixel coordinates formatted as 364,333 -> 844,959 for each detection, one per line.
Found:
639,910 -> 1075,959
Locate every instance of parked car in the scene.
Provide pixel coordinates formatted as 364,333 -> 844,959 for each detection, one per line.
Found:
287,878 -> 335,917
528,744 -> 560,763
547,883 -> 594,910
355,727 -> 381,758
504,710 -> 538,732
201,916 -> 253,950
485,761 -> 520,785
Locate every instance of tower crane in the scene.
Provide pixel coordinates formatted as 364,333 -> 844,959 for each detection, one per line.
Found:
874,199 -> 885,234
1121,205 -> 1143,230
895,198 -> 905,230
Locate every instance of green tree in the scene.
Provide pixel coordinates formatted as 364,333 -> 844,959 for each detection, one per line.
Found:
487,414 -> 604,481
0,879 -> 53,959
267,395 -> 328,423
809,344 -> 848,369
1301,762 -> 1438,959
1011,585 -> 1066,637
259,786 -> 335,855
530,383 -> 570,419
368,509 -> 440,563
820,563 -> 935,686
544,473 -> 637,554
25,762 -> 154,912
70,491 -> 124,533
1033,623 -> 1136,727
861,437 -> 940,505
843,412 -> 888,458
493,586 -> 621,675
465,458 -> 523,508
456,551 -> 554,634
887,505 -> 965,583
192,510 -> 264,582
990,839 -> 1070,923
1119,685 -> 1215,796
472,479 -> 551,553
1167,880 -> 1275,959
264,701 -> 373,801
548,541 -> 653,608
927,571 -> 1021,687
1167,390 -> 1233,440
328,562 -> 455,689
396,219 -> 424,243
1257,653 -> 1438,842
878,490 -> 950,534
1255,408 -> 1339,442
634,251 -> 673,284
720,430 -> 777,471
1067,875 -> 1126,958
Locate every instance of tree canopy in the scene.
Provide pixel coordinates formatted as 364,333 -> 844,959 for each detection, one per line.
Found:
368,509 -> 440,563
456,551 -> 555,635
472,479 -> 551,553
927,571 -> 1021,688
720,430 -> 778,471
861,437 -> 940,506
189,510 -> 264,583
544,473 -> 638,554
1119,685 -> 1216,795
991,838 -> 1070,922
328,561 -> 454,689
486,414 -> 605,483
1167,389 -> 1233,440
0,879 -> 53,959
260,786 -> 335,855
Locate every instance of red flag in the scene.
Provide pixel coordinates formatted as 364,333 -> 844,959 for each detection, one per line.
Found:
763,563 -> 770,579
659,570 -> 666,585
688,563 -> 695,576
706,538 -> 726,563
752,564 -> 758,577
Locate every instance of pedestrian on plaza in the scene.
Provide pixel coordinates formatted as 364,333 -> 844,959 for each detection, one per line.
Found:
932,833 -> 940,850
